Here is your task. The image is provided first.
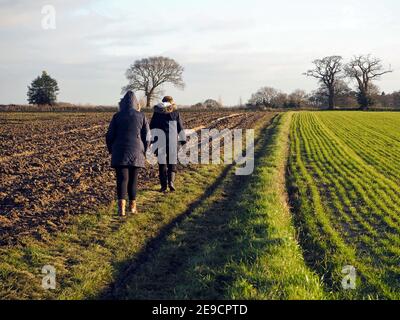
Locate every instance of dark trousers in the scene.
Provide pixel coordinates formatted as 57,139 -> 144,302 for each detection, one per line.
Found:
115,167 -> 140,200
158,163 -> 176,188
157,145 -> 179,188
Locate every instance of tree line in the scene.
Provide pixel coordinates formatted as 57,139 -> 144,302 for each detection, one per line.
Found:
247,55 -> 394,110
26,55 -> 395,110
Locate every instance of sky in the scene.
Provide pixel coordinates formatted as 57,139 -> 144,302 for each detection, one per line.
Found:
0,0 -> 399,106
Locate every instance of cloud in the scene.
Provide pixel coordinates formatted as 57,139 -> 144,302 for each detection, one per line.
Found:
0,0 -> 399,105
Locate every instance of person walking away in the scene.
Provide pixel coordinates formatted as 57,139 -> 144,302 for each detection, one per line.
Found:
150,96 -> 186,192
106,91 -> 150,216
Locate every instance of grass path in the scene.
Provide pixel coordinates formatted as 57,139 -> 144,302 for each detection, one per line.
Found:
0,156 -> 230,299
102,113 -> 324,300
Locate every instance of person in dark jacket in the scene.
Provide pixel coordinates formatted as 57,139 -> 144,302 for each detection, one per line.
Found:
106,91 -> 150,216
150,96 -> 186,192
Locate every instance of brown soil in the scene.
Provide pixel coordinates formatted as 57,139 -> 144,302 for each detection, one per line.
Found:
0,111 -> 269,245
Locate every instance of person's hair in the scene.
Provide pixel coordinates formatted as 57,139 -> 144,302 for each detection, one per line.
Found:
162,96 -> 174,104
119,91 -> 140,111
161,96 -> 177,112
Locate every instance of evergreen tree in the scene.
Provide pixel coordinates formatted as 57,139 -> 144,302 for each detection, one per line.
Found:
27,71 -> 59,105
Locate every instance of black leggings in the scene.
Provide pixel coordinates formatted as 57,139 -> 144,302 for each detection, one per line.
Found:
115,167 -> 140,200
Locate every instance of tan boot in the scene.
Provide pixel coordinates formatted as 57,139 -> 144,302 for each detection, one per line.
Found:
118,199 -> 126,217
128,200 -> 137,215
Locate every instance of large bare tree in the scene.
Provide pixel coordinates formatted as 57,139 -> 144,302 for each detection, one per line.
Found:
345,55 -> 392,110
123,56 -> 185,108
305,56 -> 344,110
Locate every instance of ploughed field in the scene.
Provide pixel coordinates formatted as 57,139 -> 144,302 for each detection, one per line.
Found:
0,111 -> 263,245
288,111 -> 400,299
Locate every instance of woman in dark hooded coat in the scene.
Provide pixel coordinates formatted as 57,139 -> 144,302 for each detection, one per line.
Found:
150,96 -> 186,192
106,91 -> 150,216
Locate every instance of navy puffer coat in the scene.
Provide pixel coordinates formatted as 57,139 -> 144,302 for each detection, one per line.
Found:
106,91 -> 150,168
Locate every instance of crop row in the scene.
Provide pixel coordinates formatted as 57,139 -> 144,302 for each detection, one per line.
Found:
288,112 -> 400,299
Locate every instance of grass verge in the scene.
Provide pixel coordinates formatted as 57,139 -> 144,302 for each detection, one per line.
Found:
105,113 -> 325,300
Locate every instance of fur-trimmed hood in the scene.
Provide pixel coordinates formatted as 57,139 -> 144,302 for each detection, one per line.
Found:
153,102 -> 177,114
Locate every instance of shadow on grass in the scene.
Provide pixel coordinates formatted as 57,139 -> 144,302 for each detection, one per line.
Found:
98,117 -> 280,300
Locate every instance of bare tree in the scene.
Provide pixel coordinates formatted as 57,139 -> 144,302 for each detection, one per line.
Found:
288,89 -> 308,109
123,56 -> 185,108
203,99 -> 222,109
305,56 -> 344,110
248,87 -> 282,108
345,55 -> 392,110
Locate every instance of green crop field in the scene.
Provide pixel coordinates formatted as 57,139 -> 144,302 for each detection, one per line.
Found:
288,111 -> 400,299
